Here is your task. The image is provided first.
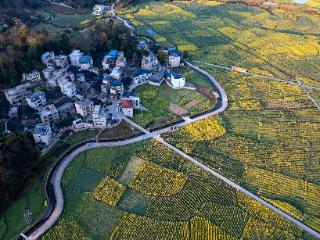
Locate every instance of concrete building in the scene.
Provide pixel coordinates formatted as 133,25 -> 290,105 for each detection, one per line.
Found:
137,40 -> 148,50
93,4 -> 110,15
54,55 -> 69,68
43,67 -> 55,81
75,100 -> 94,117
101,74 -> 112,94
110,80 -> 124,98
168,50 -> 181,68
60,79 -> 76,98
21,70 -> 41,83
92,105 -> 107,127
41,51 -> 55,66
40,104 -> 60,124
133,68 -> 152,84
121,99 -> 134,117
110,67 -> 123,80
26,91 -> 46,110
79,55 -> 93,70
33,123 -> 53,146
56,98 -> 75,120
4,83 -> 30,105
116,57 -> 127,67
141,54 -> 158,71
69,50 -> 84,67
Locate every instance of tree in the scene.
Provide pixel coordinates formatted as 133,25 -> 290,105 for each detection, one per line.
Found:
157,49 -> 167,65
0,132 -> 39,212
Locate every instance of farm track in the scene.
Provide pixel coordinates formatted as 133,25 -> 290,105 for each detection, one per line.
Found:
19,5 -> 320,240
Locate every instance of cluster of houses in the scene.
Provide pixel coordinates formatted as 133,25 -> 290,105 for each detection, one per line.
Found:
3,38 -> 192,148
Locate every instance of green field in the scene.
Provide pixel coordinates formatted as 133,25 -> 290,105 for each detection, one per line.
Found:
41,140 -> 317,239
125,0 -> 320,83
132,69 -> 213,128
124,0 -> 320,232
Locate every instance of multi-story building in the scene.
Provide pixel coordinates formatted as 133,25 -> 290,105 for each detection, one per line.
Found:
168,72 -> 185,88
141,54 -> 158,71
4,83 -> 30,105
74,100 -> 94,117
110,80 -> 124,99
69,50 -> 84,67
56,98 -> 76,120
54,55 -> 69,68
40,104 -> 60,124
33,123 -> 53,146
168,50 -> 181,68
21,70 -> 41,83
92,105 -> 107,127
26,91 -> 46,110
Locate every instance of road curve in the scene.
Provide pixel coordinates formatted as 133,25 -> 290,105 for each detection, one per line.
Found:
20,59 -> 228,240
20,7 -> 320,240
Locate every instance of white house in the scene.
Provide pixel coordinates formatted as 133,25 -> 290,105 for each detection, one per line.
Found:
61,81 -> 76,98
93,4 -> 110,16
169,72 -> 185,88
92,105 -> 107,127
75,100 -> 94,117
40,104 -> 60,124
41,51 -> 55,66
54,55 -> 69,68
21,70 -> 41,83
33,123 -> 53,146
121,99 -> 134,117
26,91 -> 46,110
4,83 -> 30,105
122,92 -> 140,108
79,55 -> 93,70
110,67 -> 123,80
69,50 -> 84,67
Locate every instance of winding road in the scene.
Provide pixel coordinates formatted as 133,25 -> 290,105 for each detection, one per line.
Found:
19,5 -> 320,240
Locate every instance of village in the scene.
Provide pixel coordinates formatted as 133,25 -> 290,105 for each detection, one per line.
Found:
3,39 -> 195,149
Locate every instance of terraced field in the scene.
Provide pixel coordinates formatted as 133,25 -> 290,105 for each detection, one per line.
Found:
121,0 -> 320,233
41,140 -> 317,239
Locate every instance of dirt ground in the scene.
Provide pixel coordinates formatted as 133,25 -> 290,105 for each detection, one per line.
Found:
169,103 -> 187,115
119,157 -> 145,185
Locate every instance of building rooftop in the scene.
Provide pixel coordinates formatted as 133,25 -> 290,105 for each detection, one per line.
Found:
111,79 -> 123,87
34,123 -> 51,135
107,50 -> 118,58
122,91 -> 135,98
79,55 -> 92,64
121,99 -> 133,108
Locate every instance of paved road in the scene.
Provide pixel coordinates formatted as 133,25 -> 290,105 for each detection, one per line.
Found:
21,60 -> 320,239
20,7 -> 320,240
193,60 -> 320,91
